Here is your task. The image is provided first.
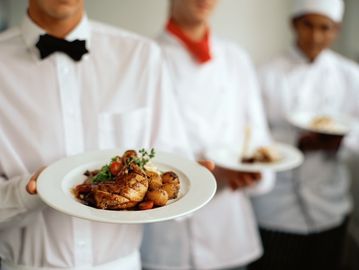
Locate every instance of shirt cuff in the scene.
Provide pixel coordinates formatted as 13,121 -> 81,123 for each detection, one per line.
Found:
17,175 -> 45,211
245,171 -> 275,196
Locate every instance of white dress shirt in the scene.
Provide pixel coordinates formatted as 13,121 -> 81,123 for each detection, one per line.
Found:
0,15 -> 190,270
140,31 -> 274,270
252,47 -> 359,234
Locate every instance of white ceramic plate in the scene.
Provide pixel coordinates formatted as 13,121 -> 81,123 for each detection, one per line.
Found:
37,149 -> 216,224
287,112 -> 353,135
206,143 -> 303,172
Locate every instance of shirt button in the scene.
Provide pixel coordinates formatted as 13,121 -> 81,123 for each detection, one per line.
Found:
82,54 -> 89,61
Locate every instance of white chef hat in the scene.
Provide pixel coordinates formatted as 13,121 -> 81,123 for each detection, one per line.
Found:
292,0 -> 345,22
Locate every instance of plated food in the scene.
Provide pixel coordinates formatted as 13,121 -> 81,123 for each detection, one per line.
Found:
239,126 -> 282,164
36,149 -> 216,223
288,112 -> 352,136
73,149 -> 180,211
309,115 -> 339,133
241,146 -> 282,164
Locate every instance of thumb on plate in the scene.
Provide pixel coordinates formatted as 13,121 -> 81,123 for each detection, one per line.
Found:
198,160 -> 215,171
26,166 -> 46,195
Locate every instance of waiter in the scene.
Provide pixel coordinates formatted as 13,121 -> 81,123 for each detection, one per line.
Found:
0,0 -> 192,269
249,0 -> 359,269
141,0 -> 274,269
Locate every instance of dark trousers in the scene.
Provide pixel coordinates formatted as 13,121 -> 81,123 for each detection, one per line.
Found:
248,218 -> 349,270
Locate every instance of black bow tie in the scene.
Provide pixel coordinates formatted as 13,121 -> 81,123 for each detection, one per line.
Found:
35,34 -> 89,61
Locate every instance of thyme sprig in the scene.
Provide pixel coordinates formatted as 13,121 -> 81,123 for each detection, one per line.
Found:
127,148 -> 156,169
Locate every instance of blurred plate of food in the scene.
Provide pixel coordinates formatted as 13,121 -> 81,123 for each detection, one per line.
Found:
206,143 -> 303,172
37,148 -> 216,224
287,112 -> 354,135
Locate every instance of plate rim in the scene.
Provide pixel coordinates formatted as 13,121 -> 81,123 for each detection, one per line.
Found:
37,149 -> 217,224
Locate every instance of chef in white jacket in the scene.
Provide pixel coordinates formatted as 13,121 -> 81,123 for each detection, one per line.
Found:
249,0 -> 359,270
0,0 -> 193,269
141,1 -> 274,269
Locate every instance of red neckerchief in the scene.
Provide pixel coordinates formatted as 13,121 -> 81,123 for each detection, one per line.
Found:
166,18 -> 212,64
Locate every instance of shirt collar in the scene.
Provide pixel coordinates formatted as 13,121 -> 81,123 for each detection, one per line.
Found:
289,44 -> 331,66
166,18 -> 212,64
21,13 -> 91,56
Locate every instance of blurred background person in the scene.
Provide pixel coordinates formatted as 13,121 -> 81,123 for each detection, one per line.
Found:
0,0 -> 8,31
141,0 -> 274,269
249,0 -> 359,270
0,0 -> 194,269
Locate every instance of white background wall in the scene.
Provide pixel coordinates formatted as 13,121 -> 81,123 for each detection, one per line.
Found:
5,0 -> 359,63
335,0 -> 359,61
7,0 -> 293,64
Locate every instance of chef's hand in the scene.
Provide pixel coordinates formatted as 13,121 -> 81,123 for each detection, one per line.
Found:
198,160 -> 215,171
213,165 -> 261,190
26,167 -> 46,194
297,131 -> 344,152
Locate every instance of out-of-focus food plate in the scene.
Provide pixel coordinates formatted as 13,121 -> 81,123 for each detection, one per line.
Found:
37,149 -> 216,224
287,112 -> 353,135
206,143 -> 303,172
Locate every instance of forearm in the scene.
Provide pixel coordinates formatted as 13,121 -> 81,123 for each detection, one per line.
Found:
0,174 -> 44,230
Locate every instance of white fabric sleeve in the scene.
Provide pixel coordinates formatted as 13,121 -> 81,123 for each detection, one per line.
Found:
0,173 -> 45,230
245,171 -> 275,196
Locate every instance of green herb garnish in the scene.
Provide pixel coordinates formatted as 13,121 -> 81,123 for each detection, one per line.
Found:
92,164 -> 112,183
140,148 -> 155,167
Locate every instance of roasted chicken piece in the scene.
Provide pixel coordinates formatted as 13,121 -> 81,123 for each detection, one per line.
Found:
93,169 -> 149,210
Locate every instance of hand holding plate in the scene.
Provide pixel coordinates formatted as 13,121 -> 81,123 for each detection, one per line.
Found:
26,166 -> 47,194
297,131 -> 344,152
213,165 -> 261,190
